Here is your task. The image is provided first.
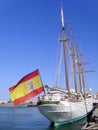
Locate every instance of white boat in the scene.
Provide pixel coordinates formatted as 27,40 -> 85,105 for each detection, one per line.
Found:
0,100 -> 29,107
37,0 -> 94,127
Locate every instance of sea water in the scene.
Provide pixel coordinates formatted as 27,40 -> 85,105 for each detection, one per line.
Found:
0,106 -> 86,130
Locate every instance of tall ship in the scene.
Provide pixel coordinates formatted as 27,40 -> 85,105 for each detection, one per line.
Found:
37,0 -> 94,127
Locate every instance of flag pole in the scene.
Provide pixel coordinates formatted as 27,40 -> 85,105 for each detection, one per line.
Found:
38,69 -> 46,95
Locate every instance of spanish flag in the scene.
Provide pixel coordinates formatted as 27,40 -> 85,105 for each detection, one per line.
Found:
9,69 -> 44,106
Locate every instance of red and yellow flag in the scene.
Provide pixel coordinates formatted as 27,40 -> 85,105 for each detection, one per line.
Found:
9,69 -> 44,106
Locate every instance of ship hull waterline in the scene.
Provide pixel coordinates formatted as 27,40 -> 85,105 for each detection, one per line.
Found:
51,114 -> 87,127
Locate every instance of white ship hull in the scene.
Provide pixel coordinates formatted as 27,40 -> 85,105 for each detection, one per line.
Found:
38,98 -> 93,126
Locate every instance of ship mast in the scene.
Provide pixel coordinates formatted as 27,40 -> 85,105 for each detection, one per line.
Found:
60,1 -> 70,96
69,25 -> 78,95
76,48 -> 95,96
76,51 -> 83,94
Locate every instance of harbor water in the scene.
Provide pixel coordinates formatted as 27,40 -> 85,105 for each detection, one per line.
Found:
0,106 -> 86,130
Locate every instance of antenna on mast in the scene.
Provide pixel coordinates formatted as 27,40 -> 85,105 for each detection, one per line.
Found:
61,0 -> 65,29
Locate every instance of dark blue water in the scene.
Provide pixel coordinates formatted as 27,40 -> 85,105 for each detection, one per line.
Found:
0,106 -> 86,130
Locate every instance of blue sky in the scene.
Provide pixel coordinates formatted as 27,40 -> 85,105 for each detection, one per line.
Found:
0,0 -> 98,101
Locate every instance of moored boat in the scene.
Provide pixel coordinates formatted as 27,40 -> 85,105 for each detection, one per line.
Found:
37,0 -> 94,127
0,100 -> 29,107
